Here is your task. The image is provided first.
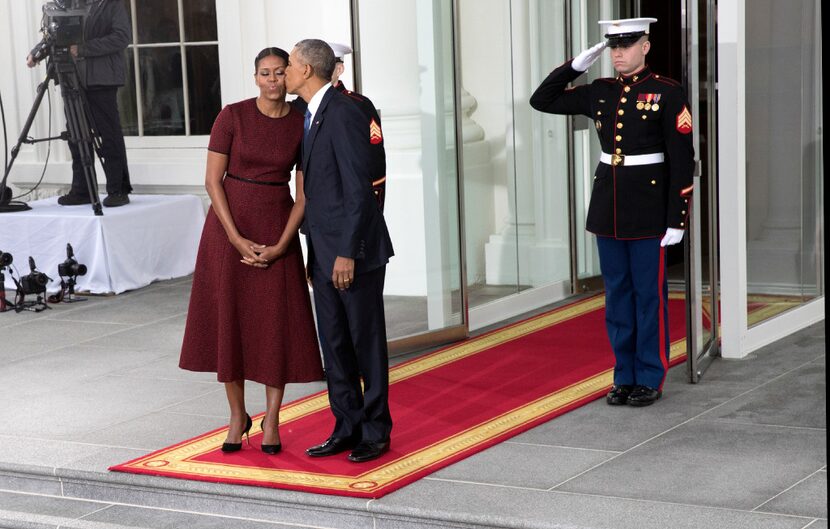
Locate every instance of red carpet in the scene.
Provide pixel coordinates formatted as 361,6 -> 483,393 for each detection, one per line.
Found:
110,293 -> 692,498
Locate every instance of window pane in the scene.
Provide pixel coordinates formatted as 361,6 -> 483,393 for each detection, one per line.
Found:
139,47 -> 185,135
135,0 -> 179,44
117,48 -> 138,135
186,45 -> 221,135
183,0 -> 217,42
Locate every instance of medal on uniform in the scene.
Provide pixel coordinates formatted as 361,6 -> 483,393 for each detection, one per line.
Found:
595,120 -> 602,130
651,94 -> 661,112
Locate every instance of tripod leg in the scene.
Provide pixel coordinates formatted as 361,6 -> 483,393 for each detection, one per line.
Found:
59,70 -> 103,216
0,64 -> 53,211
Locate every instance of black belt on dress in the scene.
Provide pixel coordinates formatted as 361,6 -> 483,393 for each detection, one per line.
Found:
225,173 -> 288,186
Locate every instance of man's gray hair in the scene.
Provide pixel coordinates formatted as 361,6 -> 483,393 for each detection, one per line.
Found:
295,39 -> 336,82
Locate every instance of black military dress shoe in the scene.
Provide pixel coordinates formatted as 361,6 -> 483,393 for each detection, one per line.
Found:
627,385 -> 662,407
606,384 -> 634,405
306,436 -> 359,458
103,193 -> 130,207
347,440 -> 390,463
57,193 -> 91,206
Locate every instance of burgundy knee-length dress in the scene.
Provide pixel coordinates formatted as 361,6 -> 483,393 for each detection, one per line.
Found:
179,98 -> 323,387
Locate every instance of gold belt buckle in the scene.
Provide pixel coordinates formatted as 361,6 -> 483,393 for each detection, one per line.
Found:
611,154 -> 625,166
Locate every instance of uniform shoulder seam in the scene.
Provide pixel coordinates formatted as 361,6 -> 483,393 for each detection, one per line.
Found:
653,75 -> 681,87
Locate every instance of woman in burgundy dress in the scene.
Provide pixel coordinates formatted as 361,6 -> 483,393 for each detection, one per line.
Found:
180,48 -> 323,454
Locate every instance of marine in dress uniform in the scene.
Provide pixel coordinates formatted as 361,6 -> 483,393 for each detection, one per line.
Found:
530,18 -> 694,406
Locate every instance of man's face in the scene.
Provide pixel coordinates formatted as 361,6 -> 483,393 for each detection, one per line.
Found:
610,37 -> 650,76
284,48 -> 305,95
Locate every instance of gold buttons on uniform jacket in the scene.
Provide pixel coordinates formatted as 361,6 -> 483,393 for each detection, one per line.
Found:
651,180 -> 656,185
617,123 -> 623,129
615,148 -> 622,154
624,86 -> 631,93
597,111 -> 602,116
615,135 -> 622,141
680,222 -> 685,227
621,97 -> 628,103
642,115 -> 648,120
682,210 -> 687,214
618,109 -> 624,115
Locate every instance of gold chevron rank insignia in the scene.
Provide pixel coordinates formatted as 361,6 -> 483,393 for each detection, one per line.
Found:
370,119 -> 383,145
676,106 -> 692,134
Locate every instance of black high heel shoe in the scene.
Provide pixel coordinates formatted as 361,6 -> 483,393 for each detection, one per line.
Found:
221,413 -> 252,453
260,418 -> 282,455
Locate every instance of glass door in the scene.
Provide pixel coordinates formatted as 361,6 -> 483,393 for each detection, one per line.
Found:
457,0 -> 621,330
352,0 -> 466,352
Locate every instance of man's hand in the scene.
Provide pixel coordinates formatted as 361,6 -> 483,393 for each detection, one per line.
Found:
572,41 -> 607,72
332,256 -> 355,290
660,228 -> 685,247
26,54 -> 37,68
69,45 -> 79,58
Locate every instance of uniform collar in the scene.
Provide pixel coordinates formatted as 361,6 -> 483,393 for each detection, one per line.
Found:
617,65 -> 651,85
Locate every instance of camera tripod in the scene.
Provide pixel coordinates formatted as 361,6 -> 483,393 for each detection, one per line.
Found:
0,50 -> 104,215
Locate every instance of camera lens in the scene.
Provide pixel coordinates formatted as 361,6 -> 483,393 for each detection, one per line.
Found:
0,251 -> 12,267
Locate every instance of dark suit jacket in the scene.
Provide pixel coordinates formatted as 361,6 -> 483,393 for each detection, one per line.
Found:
303,86 -> 394,277
78,0 -> 131,87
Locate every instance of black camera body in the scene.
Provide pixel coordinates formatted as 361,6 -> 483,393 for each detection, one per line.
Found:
19,257 -> 51,295
30,0 -> 96,64
58,243 -> 87,277
0,250 -> 12,268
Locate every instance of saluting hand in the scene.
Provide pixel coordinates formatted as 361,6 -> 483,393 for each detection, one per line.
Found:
572,41 -> 607,72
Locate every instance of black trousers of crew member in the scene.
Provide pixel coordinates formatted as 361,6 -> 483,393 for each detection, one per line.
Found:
596,236 -> 670,391
311,261 -> 392,444
67,86 -> 132,197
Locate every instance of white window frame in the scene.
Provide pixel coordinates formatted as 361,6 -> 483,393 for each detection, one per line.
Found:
122,0 -> 220,149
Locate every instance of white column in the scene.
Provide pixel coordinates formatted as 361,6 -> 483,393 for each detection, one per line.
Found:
717,0 -> 748,359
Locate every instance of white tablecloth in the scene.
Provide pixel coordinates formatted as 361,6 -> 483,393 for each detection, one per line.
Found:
0,194 -> 206,294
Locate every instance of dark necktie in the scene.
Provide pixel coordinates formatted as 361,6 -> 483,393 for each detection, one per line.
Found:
303,109 -> 312,143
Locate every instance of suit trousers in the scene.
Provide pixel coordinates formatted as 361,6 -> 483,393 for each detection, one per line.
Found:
311,262 -> 392,443
68,86 -> 132,197
596,236 -> 670,390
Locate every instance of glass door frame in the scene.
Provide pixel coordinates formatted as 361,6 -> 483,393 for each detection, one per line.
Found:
682,0 -> 721,382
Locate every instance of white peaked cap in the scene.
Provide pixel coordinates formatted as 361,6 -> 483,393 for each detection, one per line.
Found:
327,42 -> 353,60
598,17 -> 657,41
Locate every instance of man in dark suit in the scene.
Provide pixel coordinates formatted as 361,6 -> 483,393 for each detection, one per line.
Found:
285,39 -> 394,463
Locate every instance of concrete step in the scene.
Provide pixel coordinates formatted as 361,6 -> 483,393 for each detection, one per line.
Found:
0,464 -> 495,529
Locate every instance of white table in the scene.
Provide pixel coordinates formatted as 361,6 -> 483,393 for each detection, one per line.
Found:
0,194 -> 206,294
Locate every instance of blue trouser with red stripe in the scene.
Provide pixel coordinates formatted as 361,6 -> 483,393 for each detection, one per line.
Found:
596,236 -> 670,390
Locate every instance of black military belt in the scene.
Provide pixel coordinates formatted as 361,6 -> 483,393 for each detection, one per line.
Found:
600,152 -> 665,167
225,173 -> 288,186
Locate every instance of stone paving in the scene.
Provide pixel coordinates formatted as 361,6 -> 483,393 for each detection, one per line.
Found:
0,278 -> 825,528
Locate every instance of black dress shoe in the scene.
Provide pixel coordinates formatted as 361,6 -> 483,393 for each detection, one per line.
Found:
57,193 -> 91,206
347,440 -> 390,463
627,385 -> 662,407
606,384 -> 634,405
306,436 -> 359,458
103,193 -> 130,207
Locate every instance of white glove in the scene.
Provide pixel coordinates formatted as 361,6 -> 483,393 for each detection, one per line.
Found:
571,41 -> 607,72
660,228 -> 685,247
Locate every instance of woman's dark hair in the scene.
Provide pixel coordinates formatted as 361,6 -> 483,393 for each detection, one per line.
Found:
254,47 -> 289,71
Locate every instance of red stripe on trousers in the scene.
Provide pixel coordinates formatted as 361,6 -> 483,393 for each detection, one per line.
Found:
657,246 -> 669,390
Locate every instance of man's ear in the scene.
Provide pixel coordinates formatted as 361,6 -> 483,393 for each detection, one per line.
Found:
642,39 -> 651,55
303,63 -> 314,80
